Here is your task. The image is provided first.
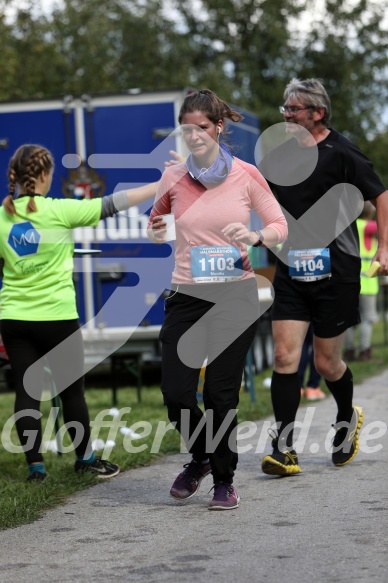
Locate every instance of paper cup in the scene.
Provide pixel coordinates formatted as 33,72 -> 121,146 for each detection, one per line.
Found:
161,213 -> 176,241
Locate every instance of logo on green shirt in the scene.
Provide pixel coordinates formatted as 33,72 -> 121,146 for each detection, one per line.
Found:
8,222 -> 40,256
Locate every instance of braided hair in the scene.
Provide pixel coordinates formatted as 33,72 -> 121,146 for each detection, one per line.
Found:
3,144 -> 54,215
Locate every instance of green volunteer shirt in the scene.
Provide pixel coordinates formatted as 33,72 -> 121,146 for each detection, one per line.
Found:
0,196 -> 102,321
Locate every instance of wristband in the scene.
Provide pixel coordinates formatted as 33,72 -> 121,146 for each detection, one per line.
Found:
252,230 -> 264,247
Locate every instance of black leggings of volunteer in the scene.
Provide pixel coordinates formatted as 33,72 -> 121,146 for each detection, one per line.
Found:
0,319 -> 92,464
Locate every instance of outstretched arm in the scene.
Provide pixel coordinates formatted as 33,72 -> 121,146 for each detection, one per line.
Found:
118,181 -> 160,207
101,181 -> 159,219
100,151 -> 182,220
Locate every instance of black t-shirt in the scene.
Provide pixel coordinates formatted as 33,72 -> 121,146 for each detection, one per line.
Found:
259,129 -> 386,282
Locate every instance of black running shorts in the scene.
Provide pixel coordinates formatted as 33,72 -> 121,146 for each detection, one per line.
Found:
271,272 -> 361,338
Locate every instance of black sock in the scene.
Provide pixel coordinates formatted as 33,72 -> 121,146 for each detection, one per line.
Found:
271,371 -> 301,447
325,366 -> 353,423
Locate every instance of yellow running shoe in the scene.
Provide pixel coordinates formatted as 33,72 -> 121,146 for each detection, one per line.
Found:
332,406 -> 364,466
262,436 -> 302,476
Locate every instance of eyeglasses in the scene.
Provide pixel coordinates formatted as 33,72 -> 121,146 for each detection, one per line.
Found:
279,105 -> 312,114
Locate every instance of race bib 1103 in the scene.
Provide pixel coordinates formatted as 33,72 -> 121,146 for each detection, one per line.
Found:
191,245 -> 243,283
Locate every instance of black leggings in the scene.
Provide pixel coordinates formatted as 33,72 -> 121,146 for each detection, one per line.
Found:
160,279 -> 259,484
0,319 -> 92,464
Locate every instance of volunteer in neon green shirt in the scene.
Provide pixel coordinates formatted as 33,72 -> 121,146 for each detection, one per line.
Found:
0,144 -> 158,482
344,201 -> 379,361
0,190 -> 101,321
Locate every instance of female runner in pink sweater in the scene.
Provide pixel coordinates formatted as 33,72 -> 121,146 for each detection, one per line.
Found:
148,89 -> 287,510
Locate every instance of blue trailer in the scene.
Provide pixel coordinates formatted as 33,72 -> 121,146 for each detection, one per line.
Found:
0,90 -> 269,379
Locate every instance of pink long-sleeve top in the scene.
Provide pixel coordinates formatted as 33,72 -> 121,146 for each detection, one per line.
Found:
148,157 -> 288,284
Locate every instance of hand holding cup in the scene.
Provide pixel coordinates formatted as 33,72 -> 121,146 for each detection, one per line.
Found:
152,214 -> 176,242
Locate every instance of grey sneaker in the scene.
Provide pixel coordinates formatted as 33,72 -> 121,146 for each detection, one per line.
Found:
170,460 -> 212,500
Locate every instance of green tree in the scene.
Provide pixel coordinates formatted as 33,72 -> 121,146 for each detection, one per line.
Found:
170,0 -> 388,137
296,0 -> 388,144
0,0 -> 197,98
0,0 -> 386,150
48,0 -> 187,95
170,0 -> 388,176
171,0 -> 306,126
0,0 -> 59,100
361,131 -> 388,187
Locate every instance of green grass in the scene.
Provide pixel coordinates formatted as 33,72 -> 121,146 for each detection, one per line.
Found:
0,320 -> 386,530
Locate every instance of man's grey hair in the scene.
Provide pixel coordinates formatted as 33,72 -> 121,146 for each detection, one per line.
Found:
284,78 -> 332,127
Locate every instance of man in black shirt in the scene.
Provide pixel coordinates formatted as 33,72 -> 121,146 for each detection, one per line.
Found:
259,78 -> 388,475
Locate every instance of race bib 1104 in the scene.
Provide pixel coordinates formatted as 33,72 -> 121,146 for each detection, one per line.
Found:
288,248 -> 331,281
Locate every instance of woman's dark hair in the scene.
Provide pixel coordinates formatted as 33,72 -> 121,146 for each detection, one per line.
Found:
178,89 -> 244,126
3,144 -> 54,215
